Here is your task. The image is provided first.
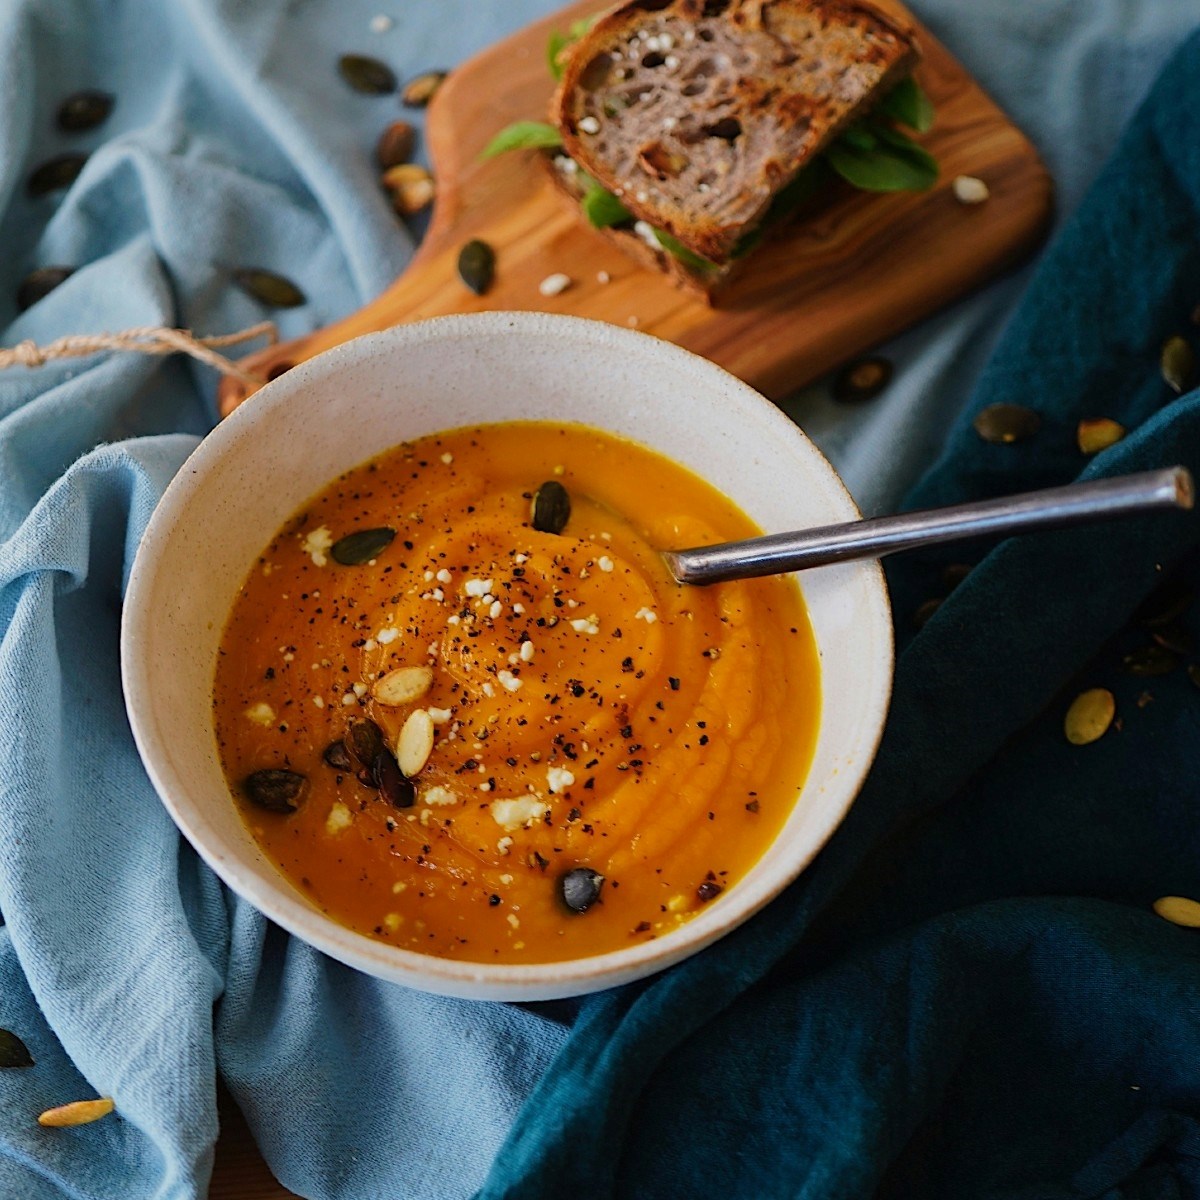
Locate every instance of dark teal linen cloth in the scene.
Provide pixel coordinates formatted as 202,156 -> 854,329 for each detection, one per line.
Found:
476,27 -> 1200,1200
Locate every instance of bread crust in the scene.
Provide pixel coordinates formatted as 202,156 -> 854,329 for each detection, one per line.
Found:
553,0 -> 919,263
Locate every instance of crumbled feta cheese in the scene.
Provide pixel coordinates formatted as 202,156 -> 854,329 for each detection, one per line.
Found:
578,116 -> 600,134
352,682 -> 368,698
497,836 -> 513,855
422,785 -> 459,807
427,707 -> 452,724
569,615 -> 600,635
547,766 -> 575,794
597,270 -> 611,284
512,603 -> 525,615
244,702 -> 276,727
489,600 -> 502,620
597,555 -> 614,572
500,873 -> 513,885
440,452 -> 453,464
491,796 -> 549,830
497,670 -> 523,693
464,578 -> 493,598
383,911 -> 402,931
482,682 -> 495,698
363,638 -> 377,652
341,692 -> 357,707
300,526 -> 334,567
635,607 -> 658,623
377,627 -> 400,645
312,696 -> 325,709
519,640 -> 535,662
325,802 -> 353,835
436,568 -> 452,584
539,272 -> 573,297
506,913 -> 520,929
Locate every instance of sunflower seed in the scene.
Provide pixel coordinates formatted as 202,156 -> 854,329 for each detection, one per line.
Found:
832,355 -> 893,403
531,480 -> 570,534
27,153 -> 88,196
338,53 -> 397,94
243,769 -> 308,813
1076,417 -> 1125,455
232,268 -> 306,308
401,70 -> 447,108
0,1029 -> 34,1069
16,266 -> 74,312
1064,687 -> 1115,745
374,666 -> 433,706
376,120 -> 416,169
1161,335 -> 1196,395
973,403 -> 1041,444
38,1098 -> 114,1128
396,709 -> 435,776
1153,895 -> 1200,928
559,867 -> 605,913
347,719 -> 386,768
1122,644 -> 1178,677
457,239 -> 495,295
331,527 -> 395,565
374,748 -> 415,808
56,90 -> 114,132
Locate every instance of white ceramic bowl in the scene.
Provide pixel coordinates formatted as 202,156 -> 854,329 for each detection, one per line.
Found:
121,312 -> 892,1001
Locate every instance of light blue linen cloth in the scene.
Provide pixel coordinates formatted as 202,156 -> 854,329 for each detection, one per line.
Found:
0,2 -> 1193,1197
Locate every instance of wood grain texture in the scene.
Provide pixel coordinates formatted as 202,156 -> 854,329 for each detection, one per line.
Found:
216,0 -> 1052,417
211,1087 -> 301,1200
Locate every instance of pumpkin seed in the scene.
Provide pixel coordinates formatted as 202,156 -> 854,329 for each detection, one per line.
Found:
374,748 -> 415,808
1153,895 -> 1200,928
531,480 -> 571,534
832,355 -> 893,403
38,1097 -> 114,1128
322,740 -> 352,771
1135,576 -> 1193,628
457,239 -> 495,295
56,90 -> 114,132
401,70 -> 447,108
973,403 -> 1040,445
1122,644 -> 1178,677
1161,335 -> 1196,394
243,769 -> 308,813
27,153 -> 88,196
347,719 -> 386,768
376,119 -> 416,169
383,163 -> 435,216
1063,687 -> 1115,745
559,866 -> 604,913
16,265 -> 74,312
941,563 -> 972,590
232,268 -> 306,308
331,527 -> 395,565
1151,623 -> 1193,657
1076,417 -> 1125,455
374,666 -> 433,706
396,709 -> 435,777
338,53 -> 397,95
0,1028 -> 34,1069
912,597 -> 942,629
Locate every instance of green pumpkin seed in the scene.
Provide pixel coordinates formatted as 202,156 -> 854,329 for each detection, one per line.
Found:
0,1028 -> 34,1069
243,769 -> 308,813
1135,576 -> 1193,628
973,403 -> 1040,445
17,265 -> 74,312
832,355 -> 893,403
401,70 -> 447,108
376,119 -> 416,169
232,268 -> 306,308
338,53 -> 398,95
56,90 -> 114,132
559,866 -> 604,913
1161,335 -> 1196,395
27,153 -> 88,196
1064,687 -> 1115,745
457,239 -> 495,295
531,480 -> 571,534
1122,644 -> 1178,677
331,526 -> 395,565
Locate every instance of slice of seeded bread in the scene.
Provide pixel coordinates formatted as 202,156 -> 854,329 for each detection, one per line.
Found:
553,0 -> 919,264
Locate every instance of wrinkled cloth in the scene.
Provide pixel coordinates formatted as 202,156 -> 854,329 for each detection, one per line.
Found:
0,2 -> 1198,1198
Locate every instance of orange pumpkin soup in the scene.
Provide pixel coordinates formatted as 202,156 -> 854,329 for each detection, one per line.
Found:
213,421 -> 820,963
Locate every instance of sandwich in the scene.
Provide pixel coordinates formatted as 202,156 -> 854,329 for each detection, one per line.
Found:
484,0 -> 937,300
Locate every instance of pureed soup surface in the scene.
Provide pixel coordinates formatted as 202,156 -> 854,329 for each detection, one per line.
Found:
214,421 -> 820,964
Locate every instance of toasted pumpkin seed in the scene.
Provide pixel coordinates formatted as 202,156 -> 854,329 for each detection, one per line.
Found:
376,119 -> 416,169
1122,644 -> 1178,677
559,867 -> 604,913
331,527 -> 395,565
0,1028 -> 34,1069
973,403 -> 1040,444
232,268 -> 306,308
322,740 -> 352,771
17,265 -> 74,312
243,769 -> 307,813
1136,576 -> 1193,628
347,719 -> 386,768
1161,335 -> 1196,395
531,480 -> 571,534
56,90 -> 114,132
38,1098 -> 114,1128
27,153 -> 88,196
1153,895 -> 1200,927
374,666 -> 434,706
1076,417 -> 1125,455
383,163 -> 435,216
457,239 -> 495,295
374,748 -> 415,808
397,709 -> 435,777
338,53 -> 397,95
401,70 -> 447,108
832,355 -> 893,403
1064,687 -> 1115,745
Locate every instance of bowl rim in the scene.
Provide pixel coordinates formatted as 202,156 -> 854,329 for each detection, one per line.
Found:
121,311 -> 893,1000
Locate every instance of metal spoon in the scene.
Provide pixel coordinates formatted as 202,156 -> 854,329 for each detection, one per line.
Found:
664,466 -> 1194,586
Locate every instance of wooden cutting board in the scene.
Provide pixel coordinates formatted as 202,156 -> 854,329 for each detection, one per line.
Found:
216,0 -> 1052,418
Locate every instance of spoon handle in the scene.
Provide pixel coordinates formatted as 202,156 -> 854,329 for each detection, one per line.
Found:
665,466 -> 1194,586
